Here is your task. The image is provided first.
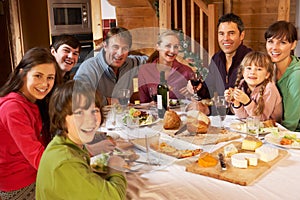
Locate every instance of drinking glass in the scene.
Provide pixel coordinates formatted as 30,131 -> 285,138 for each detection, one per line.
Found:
145,132 -> 161,166
215,96 -> 228,129
189,71 -> 202,101
246,117 -> 260,138
118,89 -> 130,109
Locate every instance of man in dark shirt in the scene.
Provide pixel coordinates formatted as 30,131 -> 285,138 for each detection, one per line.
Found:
191,13 -> 252,99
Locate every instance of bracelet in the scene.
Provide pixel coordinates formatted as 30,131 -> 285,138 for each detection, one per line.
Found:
231,103 -> 242,109
243,99 -> 252,106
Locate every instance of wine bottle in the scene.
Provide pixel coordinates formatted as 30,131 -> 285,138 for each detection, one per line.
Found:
157,71 -> 169,118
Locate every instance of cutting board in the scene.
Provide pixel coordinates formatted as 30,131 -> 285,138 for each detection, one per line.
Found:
163,126 -> 241,145
185,141 -> 289,186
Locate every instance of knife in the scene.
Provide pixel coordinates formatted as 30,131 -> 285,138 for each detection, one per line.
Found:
174,124 -> 187,135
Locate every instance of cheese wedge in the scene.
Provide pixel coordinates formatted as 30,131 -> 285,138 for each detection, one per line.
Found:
231,153 -> 258,168
255,145 -> 278,162
241,136 -> 262,151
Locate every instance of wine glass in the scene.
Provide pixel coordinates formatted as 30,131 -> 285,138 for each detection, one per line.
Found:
215,96 -> 228,129
149,86 -> 157,102
189,71 -> 202,101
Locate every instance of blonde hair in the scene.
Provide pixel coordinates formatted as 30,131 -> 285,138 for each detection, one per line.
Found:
235,51 -> 274,116
157,30 -> 180,45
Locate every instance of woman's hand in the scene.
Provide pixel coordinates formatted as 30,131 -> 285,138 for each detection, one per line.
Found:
186,80 -> 202,94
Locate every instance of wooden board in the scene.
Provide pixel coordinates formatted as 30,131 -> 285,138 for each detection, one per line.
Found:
164,126 -> 241,145
186,141 -> 289,186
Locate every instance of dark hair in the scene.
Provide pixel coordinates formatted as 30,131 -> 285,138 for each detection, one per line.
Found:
105,27 -> 132,48
51,34 -> 81,52
235,51 -> 274,116
217,13 -> 245,34
0,47 -> 62,97
264,20 -> 298,43
49,80 -> 103,136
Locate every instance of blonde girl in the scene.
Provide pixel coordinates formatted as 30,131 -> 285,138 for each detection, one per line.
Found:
225,51 -> 282,121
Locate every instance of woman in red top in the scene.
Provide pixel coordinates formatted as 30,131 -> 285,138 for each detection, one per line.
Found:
138,30 -> 195,103
0,47 -> 61,200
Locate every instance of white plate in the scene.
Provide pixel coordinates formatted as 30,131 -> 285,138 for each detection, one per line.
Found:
130,132 -> 201,160
229,121 -> 280,136
265,131 -> 300,149
132,103 -> 151,109
90,152 -> 143,173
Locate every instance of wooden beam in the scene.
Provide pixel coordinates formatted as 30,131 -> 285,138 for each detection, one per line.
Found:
182,0 -> 186,35
191,0 -> 195,52
278,0 -> 290,21
208,4 -> 218,60
199,9 -> 203,60
224,0 -> 232,14
159,0 -> 171,30
173,0 -> 178,29
91,0 -> 103,49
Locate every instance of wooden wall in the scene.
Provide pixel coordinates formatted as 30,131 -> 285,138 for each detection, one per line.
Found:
0,0 -> 12,86
107,0 -> 158,55
212,0 -> 296,52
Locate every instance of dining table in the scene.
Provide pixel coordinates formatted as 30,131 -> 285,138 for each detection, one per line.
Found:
99,105 -> 300,200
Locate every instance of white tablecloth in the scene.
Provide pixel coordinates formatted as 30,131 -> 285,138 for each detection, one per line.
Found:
102,113 -> 300,200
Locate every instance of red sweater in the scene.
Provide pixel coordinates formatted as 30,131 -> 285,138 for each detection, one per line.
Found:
0,92 -> 45,191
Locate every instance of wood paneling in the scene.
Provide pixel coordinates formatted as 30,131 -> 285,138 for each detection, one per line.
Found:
109,1 -> 158,54
107,0 -> 150,7
19,0 -> 50,50
117,7 -> 156,17
231,0 -> 296,52
0,0 -> 13,86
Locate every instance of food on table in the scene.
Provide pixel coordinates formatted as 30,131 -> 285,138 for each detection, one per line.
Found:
262,119 -> 277,128
255,145 -> 278,162
228,87 -> 235,102
113,148 -> 139,161
163,110 -> 181,129
230,119 -> 279,134
186,110 -> 210,134
279,133 -> 300,146
123,107 -> 154,126
169,99 -> 180,107
152,142 -> 202,159
280,137 -> 294,145
224,143 -> 238,157
90,153 -> 110,173
197,152 -> 218,167
241,136 -> 263,151
200,99 -> 214,106
231,153 -> 258,168
230,122 -> 247,132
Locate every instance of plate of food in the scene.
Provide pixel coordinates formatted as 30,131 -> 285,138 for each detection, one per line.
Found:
130,132 -> 203,159
123,107 -> 160,127
169,99 -> 181,108
230,119 -> 280,136
90,150 -> 142,173
265,131 -> 300,149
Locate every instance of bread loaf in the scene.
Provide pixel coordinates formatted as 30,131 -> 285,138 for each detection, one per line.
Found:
186,110 -> 210,134
163,110 -> 181,129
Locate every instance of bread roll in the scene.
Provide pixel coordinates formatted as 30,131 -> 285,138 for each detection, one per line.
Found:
163,110 -> 181,130
186,110 -> 210,134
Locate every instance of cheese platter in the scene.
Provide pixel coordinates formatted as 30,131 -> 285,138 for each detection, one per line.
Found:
186,141 -> 288,186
